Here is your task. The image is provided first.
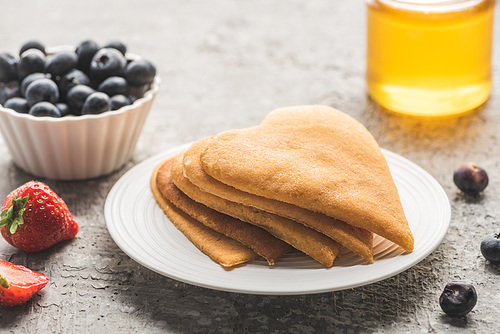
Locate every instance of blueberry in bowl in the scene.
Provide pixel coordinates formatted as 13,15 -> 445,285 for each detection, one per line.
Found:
110,94 -> 132,111
29,101 -> 63,117
44,51 -> 78,77
0,80 -> 20,105
89,48 -> 127,85
104,40 -> 127,56
0,41 -> 159,180
98,76 -> 129,97
25,77 -> 60,106
0,52 -> 19,82
20,72 -> 48,96
18,49 -> 46,80
19,40 -> 46,56
81,92 -> 111,115
76,39 -> 100,73
126,58 -> 157,88
3,97 -> 29,113
66,84 -> 96,115
57,68 -> 91,98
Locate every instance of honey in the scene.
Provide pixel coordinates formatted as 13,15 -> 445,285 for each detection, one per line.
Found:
366,0 -> 496,116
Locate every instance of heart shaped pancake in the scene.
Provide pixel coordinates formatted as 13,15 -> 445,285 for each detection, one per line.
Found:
201,105 -> 414,252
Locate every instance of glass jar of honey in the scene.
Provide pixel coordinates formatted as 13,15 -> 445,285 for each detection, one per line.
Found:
366,0 -> 496,117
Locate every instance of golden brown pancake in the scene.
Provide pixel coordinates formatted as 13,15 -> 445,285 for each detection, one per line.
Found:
155,157 -> 291,265
183,137 -> 374,263
150,159 -> 258,268
201,105 -> 414,252
170,154 -> 341,267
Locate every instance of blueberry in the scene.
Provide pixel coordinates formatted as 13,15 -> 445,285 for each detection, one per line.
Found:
110,94 -> 131,110
125,58 -> 156,87
81,92 -> 110,115
98,76 -> 129,96
66,84 -> 95,114
55,103 -> 71,116
19,40 -> 46,56
128,85 -> 149,100
18,49 -> 46,80
75,39 -> 100,73
29,101 -> 62,117
89,48 -> 126,84
3,97 -> 29,113
104,40 -> 127,55
453,162 -> 488,194
25,78 -> 59,107
44,51 -> 78,77
28,101 -> 62,117
439,281 -> 477,316
480,233 -> 500,265
57,69 -> 90,99
0,52 -> 18,83
20,72 -> 48,96
0,81 -> 20,104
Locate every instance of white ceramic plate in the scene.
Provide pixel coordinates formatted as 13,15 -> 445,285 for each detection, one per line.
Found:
105,143 -> 450,295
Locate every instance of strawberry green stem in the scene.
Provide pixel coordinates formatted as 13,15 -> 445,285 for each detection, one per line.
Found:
0,275 -> 9,289
0,195 -> 29,236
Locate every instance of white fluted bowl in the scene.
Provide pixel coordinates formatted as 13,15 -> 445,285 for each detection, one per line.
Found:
0,46 -> 159,180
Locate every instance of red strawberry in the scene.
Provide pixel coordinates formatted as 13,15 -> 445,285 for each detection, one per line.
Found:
0,181 -> 79,252
0,259 -> 49,306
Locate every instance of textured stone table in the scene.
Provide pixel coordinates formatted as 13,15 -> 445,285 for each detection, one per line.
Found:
1,0 -> 499,333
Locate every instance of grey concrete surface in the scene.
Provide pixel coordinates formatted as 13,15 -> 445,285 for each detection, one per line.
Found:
1,0 -> 499,333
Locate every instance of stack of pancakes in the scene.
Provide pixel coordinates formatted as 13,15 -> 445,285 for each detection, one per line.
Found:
150,105 -> 414,268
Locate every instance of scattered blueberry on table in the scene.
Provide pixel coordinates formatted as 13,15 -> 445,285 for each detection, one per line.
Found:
0,39 -> 156,117
453,162 -> 489,194
480,233 -> 500,265
439,281 -> 477,316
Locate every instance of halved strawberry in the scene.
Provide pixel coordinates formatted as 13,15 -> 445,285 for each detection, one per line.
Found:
0,259 -> 48,306
0,181 -> 79,252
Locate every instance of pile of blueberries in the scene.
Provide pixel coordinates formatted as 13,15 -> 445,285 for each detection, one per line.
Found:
0,40 -> 156,117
